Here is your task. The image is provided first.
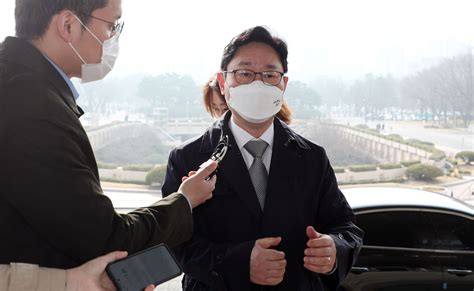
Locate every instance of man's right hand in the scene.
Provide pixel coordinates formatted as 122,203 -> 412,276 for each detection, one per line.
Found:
178,160 -> 217,208
250,237 -> 286,286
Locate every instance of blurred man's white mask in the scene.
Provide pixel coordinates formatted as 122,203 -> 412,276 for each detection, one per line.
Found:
68,15 -> 120,83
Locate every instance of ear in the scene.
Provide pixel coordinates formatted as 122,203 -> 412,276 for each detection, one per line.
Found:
282,76 -> 289,92
56,10 -> 79,42
217,72 -> 226,95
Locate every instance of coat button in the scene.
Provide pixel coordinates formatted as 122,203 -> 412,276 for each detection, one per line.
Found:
338,233 -> 344,240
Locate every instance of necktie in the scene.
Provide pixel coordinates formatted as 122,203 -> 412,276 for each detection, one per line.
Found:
244,140 -> 269,210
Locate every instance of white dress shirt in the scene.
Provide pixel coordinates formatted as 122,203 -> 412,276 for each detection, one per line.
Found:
229,117 -> 274,173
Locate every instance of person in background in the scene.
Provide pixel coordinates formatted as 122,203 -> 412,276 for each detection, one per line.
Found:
203,74 -> 229,118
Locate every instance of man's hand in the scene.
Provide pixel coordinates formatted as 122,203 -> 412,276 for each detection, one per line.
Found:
66,251 -> 155,291
250,237 -> 286,286
178,160 -> 217,208
303,226 -> 337,274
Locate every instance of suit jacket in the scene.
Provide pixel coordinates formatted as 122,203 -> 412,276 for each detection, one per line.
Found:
0,37 -> 193,269
162,111 -> 363,291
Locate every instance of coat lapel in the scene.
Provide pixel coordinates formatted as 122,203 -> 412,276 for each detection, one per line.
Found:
264,119 -> 312,223
212,112 -> 263,220
264,120 -> 298,212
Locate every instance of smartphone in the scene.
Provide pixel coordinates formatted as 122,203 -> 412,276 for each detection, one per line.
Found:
106,243 -> 182,291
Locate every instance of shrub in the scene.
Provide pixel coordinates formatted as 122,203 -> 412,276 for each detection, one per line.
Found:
333,167 -> 346,173
406,164 -> 443,181
406,139 -> 434,147
123,164 -> 154,172
459,169 -> 472,175
100,178 -> 148,185
378,163 -> 402,170
455,151 -> 474,163
146,165 -> 167,186
401,160 -> 421,167
97,161 -> 117,169
429,150 -> 446,161
355,124 -> 369,130
386,134 -> 403,141
348,165 -> 377,172
446,157 -> 458,166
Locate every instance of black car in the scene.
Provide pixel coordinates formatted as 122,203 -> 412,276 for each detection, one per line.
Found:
339,186 -> 474,291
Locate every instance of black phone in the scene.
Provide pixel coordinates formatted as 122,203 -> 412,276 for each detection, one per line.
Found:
106,243 -> 182,291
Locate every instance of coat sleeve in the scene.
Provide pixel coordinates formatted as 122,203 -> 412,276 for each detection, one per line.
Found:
0,263 -> 67,291
312,150 -> 364,289
162,149 -> 255,290
0,79 -> 193,264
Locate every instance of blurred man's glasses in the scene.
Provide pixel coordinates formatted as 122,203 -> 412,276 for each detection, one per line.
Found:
223,69 -> 284,86
79,13 -> 124,34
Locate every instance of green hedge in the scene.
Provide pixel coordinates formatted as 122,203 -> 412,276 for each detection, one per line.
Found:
349,165 -> 377,172
446,157 -> 458,166
386,134 -> 403,142
406,164 -> 443,181
333,167 -> 346,173
355,124 -> 369,130
459,170 -> 472,175
401,160 -> 421,167
429,149 -> 446,161
339,178 -> 405,185
146,165 -> 167,185
378,163 -> 402,170
100,177 -> 148,185
123,164 -> 154,172
406,139 -> 435,147
455,151 -> 474,163
97,162 -> 117,169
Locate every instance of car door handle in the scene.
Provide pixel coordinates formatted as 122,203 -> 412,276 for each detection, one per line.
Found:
351,267 -> 369,274
447,269 -> 473,276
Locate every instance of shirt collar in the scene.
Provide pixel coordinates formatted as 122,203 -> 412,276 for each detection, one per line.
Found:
229,116 -> 274,151
42,54 -> 80,100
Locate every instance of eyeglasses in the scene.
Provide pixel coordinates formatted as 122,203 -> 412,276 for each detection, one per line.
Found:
223,69 -> 284,86
78,13 -> 124,34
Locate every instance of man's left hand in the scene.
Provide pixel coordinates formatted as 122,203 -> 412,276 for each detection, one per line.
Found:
303,226 -> 337,274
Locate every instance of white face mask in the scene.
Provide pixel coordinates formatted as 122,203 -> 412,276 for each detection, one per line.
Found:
68,15 -> 120,83
227,80 -> 283,123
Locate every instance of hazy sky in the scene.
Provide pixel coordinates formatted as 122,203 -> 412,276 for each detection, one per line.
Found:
1,0 -> 473,84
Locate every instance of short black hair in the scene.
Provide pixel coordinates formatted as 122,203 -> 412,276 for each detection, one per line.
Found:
15,0 -> 108,40
220,26 -> 288,73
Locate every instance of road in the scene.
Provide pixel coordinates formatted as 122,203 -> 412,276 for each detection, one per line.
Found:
441,177 -> 474,205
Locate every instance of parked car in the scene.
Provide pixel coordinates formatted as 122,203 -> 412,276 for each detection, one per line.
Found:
339,186 -> 474,291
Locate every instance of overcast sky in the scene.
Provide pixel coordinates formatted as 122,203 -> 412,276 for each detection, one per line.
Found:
1,0 -> 473,84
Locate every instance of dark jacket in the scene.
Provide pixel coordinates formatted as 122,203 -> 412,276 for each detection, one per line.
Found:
162,112 -> 363,291
0,37 -> 193,269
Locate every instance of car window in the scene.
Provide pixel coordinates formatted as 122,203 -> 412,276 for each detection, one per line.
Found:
423,211 -> 474,251
356,210 -> 431,249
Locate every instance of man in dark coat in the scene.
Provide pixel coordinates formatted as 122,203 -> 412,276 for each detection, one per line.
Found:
162,26 -> 363,290
0,0 -> 217,269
